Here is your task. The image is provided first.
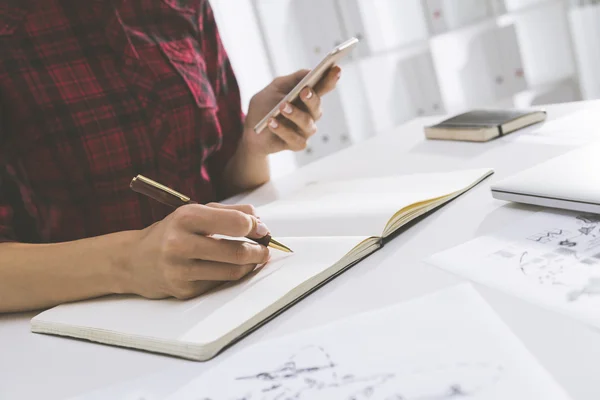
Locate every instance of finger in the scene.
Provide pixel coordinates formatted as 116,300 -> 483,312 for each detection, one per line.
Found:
299,87 -> 323,121
200,204 -> 268,239
170,233 -> 270,265
176,260 -> 259,282
314,65 -> 341,97
205,203 -> 257,217
273,69 -> 310,92
267,118 -> 307,152
279,102 -> 317,139
172,204 -> 270,238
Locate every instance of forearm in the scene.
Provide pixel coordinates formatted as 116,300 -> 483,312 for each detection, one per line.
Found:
0,230 -> 137,313
221,136 -> 271,198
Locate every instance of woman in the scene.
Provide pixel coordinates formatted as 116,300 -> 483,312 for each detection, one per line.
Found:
0,0 -> 340,312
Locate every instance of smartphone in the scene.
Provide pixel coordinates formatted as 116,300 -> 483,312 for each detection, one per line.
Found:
254,37 -> 360,134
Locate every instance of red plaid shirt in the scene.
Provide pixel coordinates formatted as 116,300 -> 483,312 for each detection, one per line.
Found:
0,0 -> 245,243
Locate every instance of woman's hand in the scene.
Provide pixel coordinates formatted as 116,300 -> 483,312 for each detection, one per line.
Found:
123,203 -> 271,300
0,203 -> 272,312
241,66 -> 342,155
220,66 -> 342,198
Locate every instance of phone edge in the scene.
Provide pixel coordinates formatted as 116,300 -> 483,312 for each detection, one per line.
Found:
253,37 -> 359,134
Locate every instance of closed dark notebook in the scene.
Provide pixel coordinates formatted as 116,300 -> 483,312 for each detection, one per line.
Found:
425,109 -> 547,142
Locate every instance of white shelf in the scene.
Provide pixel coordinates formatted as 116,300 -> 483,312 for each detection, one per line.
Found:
568,4 -> 600,99
359,48 -> 444,133
360,0 -> 565,60
339,0 -> 429,57
423,0 -> 495,35
239,0 -> 589,170
513,76 -> 581,107
499,0 -> 575,86
501,0 -> 563,14
368,38 -> 431,58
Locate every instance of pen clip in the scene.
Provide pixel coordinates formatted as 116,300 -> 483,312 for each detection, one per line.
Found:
130,175 -> 191,208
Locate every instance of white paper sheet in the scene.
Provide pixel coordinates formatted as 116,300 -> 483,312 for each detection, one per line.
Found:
428,210 -> 600,330
167,284 -> 570,400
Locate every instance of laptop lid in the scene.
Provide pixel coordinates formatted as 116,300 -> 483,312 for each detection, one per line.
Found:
491,142 -> 600,214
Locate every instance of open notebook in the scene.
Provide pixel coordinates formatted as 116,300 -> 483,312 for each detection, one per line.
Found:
31,168 -> 493,361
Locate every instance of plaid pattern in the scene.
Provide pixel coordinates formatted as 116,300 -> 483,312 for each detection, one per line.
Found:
0,0 -> 244,243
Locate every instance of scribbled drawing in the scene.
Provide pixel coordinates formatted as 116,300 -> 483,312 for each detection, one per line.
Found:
577,215 -> 600,225
385,361 -> 503,400
521,259 -> 565,286
559,239 -> 577,248
524,215 -> 600,249
236,346 -> 337,382
232,346 -> 395,399
517,253 -> 600,301
519,251 -> 528,267
574,215 -> 600,240
498,214 -> 600,301
579,226 -> 595,236
203,346 -> 503,400
527,229 -> 565,244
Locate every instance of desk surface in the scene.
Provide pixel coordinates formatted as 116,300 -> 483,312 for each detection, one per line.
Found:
2,100 -> 600,400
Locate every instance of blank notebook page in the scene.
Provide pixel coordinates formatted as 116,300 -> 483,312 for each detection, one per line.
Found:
257,168 -> 493,237
32,236 -> 366,347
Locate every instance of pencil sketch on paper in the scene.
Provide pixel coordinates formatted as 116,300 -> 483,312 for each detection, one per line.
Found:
488,213 -> 600,302
527,229 -> 564,244
199,345 -> 504,400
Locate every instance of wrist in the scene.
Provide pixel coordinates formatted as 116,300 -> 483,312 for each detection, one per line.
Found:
239,128 -> 270,159
221,131 -> 271,196
105,229 -> 142,295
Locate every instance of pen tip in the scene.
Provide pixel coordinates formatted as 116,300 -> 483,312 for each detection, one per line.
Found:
268,238 -> 294,253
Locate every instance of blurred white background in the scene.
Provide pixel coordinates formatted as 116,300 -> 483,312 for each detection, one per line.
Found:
209,0 -> 600,178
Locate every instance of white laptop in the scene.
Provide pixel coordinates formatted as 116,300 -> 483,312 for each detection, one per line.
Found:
491,142 -> 600,214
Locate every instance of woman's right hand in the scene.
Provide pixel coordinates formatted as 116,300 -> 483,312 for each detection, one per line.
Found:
121,203 -> 271,300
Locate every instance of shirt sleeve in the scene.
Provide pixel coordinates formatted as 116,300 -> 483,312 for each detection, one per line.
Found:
0,81 -> 14,243
199,0 -> 245,199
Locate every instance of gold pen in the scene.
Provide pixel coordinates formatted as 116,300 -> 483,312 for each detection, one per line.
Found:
130,174 -> 293,253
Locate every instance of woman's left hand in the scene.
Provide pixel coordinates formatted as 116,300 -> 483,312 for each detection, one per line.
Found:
241,66 -> 341,156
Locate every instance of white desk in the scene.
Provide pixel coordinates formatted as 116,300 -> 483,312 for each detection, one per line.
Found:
2,100 -> 600,400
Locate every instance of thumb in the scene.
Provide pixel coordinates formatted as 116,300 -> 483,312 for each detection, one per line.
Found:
274,69 -> 310,92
